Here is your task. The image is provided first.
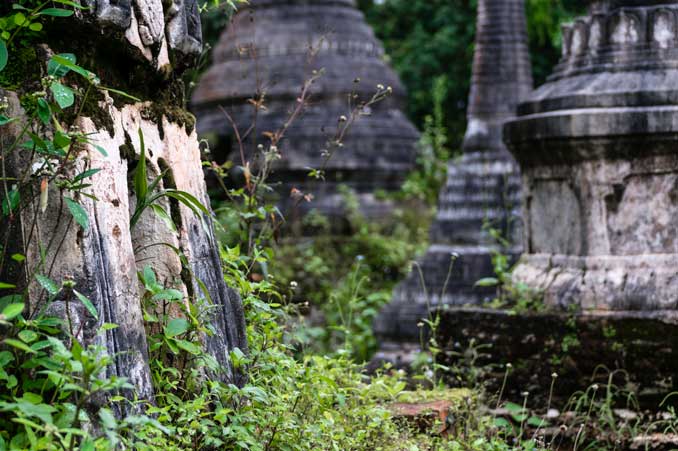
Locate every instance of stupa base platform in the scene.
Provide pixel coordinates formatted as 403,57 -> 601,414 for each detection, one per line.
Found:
435,307 -> 678,406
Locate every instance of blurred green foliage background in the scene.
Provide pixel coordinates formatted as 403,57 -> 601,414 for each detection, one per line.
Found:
356,0 -> 587,148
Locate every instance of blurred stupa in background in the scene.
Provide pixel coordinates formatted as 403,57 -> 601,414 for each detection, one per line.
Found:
191,0 -> 420,224
373,0 -> 532,362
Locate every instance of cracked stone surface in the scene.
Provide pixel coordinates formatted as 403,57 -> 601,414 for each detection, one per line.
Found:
79,0 -> 201,70
504,0 -> 678,311
0,1 -> 247,409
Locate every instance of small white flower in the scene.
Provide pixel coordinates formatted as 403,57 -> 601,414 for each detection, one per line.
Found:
290,281 -> 298,289
377,84 -> 385,90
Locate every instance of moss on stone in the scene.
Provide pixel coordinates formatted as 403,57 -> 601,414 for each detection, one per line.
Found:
141,102 -> 196,140
61,88 -> 115,137
0,47 -> 40,92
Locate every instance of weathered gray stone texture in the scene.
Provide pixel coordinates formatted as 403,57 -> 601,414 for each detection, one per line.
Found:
505,0 -> 678,311
374,0 -> 532,349
0,0 -> 247,406
80,0 -> 202,69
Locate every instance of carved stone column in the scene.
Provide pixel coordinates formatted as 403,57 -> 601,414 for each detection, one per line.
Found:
191,0 -> 420,222
504,0 -> 678,311
373,0 -> 532,359
0,0 -> 247,407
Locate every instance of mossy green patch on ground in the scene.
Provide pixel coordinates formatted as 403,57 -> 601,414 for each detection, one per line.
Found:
397,388 -> 474,405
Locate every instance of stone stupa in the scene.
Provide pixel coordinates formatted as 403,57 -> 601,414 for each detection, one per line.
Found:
504,0 -> 678,311
191,0 -> 420,222
374,0 -> 533,361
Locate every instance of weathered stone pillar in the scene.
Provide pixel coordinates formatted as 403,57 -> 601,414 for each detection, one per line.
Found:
504,0 -> 678,311
374,0 -> 532,360
190,0 -> 420,222
0,0 -> 247,405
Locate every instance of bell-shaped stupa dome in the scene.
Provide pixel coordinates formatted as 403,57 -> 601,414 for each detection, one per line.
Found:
191,0 -> 420,220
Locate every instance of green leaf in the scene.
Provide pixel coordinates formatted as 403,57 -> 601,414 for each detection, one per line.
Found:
141,265 -> 157,288
73,168 -> 102,183
99,408 -> 117,429
527,416 -> 546,427
100,86 -> 140,102
151,204 -> 177,233
26,133 -> 47,152
53,130 -> 71,150
28,22 -> 42,32
11,254 -> 25,263
35,274 -> 59,296
18,330 -> 37,344
493,417 -> 512,429
165,337 -> 179,354
0,39 -> 9,72
0,350 -> 14,368
13,12 -> 26,25
134,128 -> 148,202
50,55 -> 98,83
0,282 -> 16,289
16,400 -> 56,423
164,190 -> 210,217
30,340 -> 50,351
64,197 -> 89,230
99,323 -> 118,331
92,145 -> 108,157
230,347 -> 247,368
0,115 -> 15,126
504,402 -> 525,413
73,290 -> 98,319
1,187 -> 20,216
474,277 -> 499,288
175,339 -> 201,355
47,53 -> 76,77
4,338 -> 36,354
0,295 -> 21,311
38,8 -> 74,17
2,303 -> 24,320
50,82 -> 75,109
164,318 -> 190,338
151,289 -> 183,302
512,413 -> 528,422
53,0 -> 89,9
